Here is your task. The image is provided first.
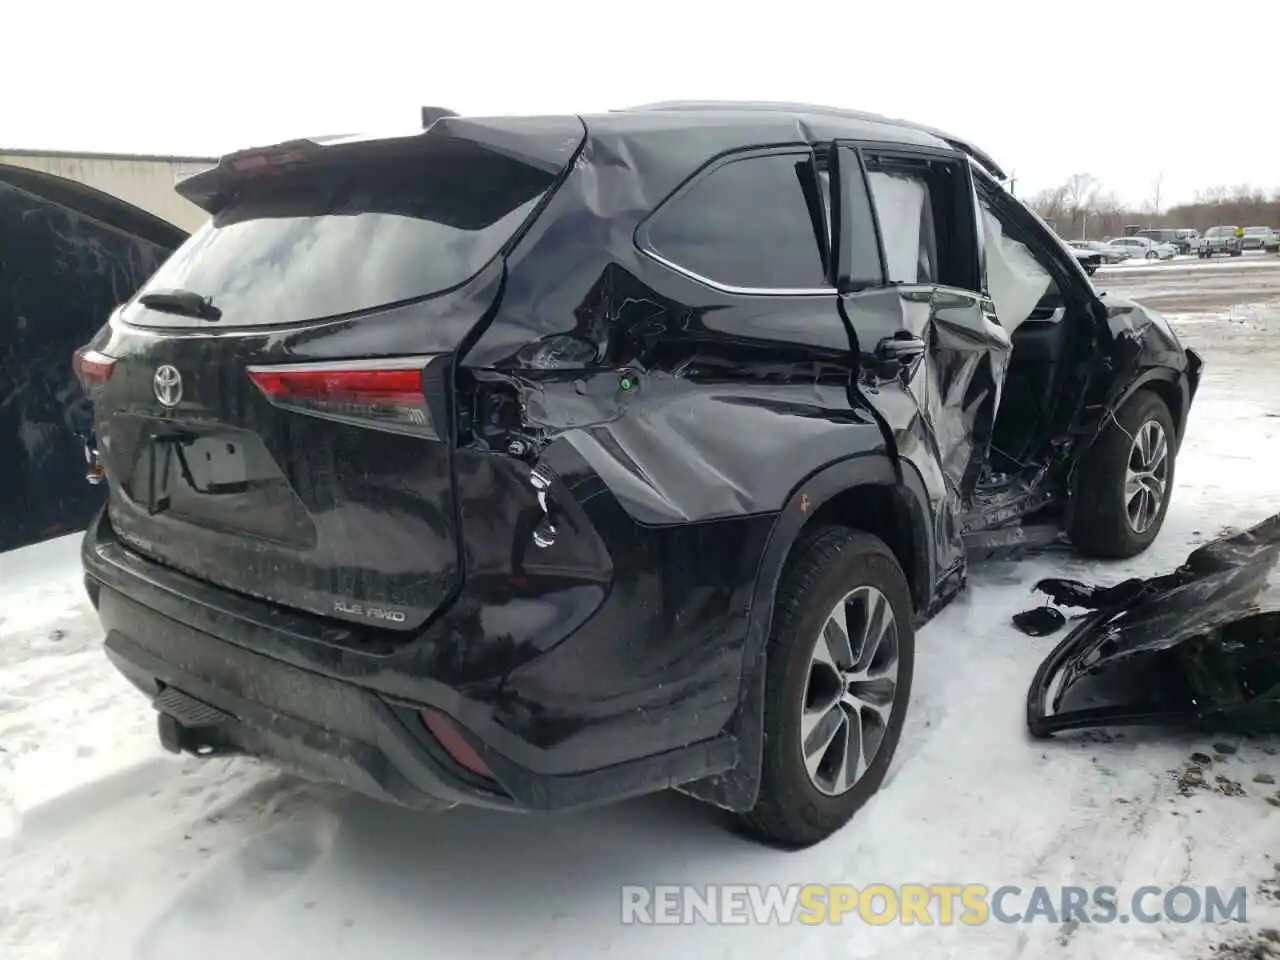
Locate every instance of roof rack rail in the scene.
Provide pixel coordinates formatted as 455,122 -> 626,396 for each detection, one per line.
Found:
614,100 -> 1007,181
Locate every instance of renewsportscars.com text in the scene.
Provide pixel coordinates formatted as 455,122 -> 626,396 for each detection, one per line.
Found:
620,883 -> 1249,926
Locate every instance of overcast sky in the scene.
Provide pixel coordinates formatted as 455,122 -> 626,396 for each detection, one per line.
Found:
4,0 -> 1276,209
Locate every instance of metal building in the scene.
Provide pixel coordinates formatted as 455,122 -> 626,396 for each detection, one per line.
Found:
0,148 -> 214,232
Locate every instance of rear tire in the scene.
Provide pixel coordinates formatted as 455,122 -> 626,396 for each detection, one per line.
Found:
735,528 -> 914,848
1067,390 -> 1177,559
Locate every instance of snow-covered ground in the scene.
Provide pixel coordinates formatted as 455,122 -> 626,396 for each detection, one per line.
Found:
3,262 -> 1280,960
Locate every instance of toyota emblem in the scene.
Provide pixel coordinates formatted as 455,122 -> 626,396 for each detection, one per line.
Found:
153,365 -> 183,407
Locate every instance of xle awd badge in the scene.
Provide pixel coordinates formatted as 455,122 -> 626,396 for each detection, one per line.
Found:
153,365 -> 183,407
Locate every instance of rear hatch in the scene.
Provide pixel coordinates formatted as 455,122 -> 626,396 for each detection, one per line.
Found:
79,117 -> 584,632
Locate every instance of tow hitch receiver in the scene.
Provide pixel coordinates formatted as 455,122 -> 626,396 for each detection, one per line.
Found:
154,685 -> 236,755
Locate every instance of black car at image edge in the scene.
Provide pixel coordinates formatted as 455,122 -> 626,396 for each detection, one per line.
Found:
74,102 -> 1202,847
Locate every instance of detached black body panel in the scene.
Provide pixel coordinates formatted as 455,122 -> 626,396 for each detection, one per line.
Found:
1028,512 -> 1280,737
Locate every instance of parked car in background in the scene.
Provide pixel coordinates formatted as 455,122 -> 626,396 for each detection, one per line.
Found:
1069,247 -> 1102,275
0,164 -> 185,554
1173,229 -> 1199,254
1137,228 -> 1180,250
1199,226 -> 1243,257
1068,238 -> 1131,263
1107,236 -> 1176,260
1241,226 -> 1279,252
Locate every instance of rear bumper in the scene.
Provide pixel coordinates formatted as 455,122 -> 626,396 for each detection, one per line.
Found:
82,510 -> 737,812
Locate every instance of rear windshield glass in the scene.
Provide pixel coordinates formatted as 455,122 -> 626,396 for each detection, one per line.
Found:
1245,227 -> 1267,234
124,142 -> 556,327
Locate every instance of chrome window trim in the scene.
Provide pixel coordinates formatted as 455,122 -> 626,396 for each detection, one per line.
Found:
639,248 -> 837,298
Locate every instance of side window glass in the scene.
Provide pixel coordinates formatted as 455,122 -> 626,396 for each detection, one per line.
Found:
644,153 -> 828,290
866,170 -> 938,284
836,148 -> 886,288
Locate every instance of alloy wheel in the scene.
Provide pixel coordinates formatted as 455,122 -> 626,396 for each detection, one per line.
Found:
1125,419 -> 1169,534
800,585 -> 900,796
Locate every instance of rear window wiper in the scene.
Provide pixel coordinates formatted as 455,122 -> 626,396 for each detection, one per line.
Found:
138,288 -> 222,322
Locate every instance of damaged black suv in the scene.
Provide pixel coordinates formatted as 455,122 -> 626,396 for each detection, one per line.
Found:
75,101 -> 1202,847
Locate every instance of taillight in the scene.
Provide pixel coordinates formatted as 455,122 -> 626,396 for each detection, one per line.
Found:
246,357 -> 438,438
72,347 -> 117,392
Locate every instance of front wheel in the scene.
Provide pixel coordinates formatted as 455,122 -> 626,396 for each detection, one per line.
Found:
1067,390 -> 1177,559
736,528 -> 914,848
1145,250 -> 1159,260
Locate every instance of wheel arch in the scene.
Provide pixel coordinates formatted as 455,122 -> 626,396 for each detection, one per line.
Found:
675,451 -> 937,813
1113,367 -> 1192,446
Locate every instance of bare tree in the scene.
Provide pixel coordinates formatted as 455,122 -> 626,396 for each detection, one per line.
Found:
1229,183 -> 1261,204
1025,175 -> 1280,236
1061,173 -> 1099,235
1028,184 -> 1070,224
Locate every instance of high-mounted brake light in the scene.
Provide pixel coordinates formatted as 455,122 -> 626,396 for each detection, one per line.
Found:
229,147 -> 309,175
72,347 -> 117,391
246,357 -> 439,438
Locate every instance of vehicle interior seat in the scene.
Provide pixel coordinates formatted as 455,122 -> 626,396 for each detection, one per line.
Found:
979,203 -> 1066,469
993,307 -> 1073,467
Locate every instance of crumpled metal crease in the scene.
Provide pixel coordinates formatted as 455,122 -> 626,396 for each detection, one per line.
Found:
919,291 -> 1011,508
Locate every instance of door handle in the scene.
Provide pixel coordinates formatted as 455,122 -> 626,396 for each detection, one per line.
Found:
875,332 -> 926,362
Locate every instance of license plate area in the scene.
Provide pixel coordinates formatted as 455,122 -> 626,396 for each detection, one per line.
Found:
143,433 -> 250,515
120,426 -> 314,549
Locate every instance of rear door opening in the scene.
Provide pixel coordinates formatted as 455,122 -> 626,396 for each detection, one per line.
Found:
86,118 -> 584,632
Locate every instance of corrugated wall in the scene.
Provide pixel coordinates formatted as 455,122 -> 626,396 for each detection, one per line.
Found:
0,150 -> 214,232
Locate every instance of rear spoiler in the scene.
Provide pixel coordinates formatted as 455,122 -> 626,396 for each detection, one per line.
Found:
175,115 -> 586,216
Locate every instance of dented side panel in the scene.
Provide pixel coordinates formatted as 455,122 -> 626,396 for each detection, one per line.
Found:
439,130 -> 905,769
840,284 -> 1010,581
435,124 -> 1013,769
